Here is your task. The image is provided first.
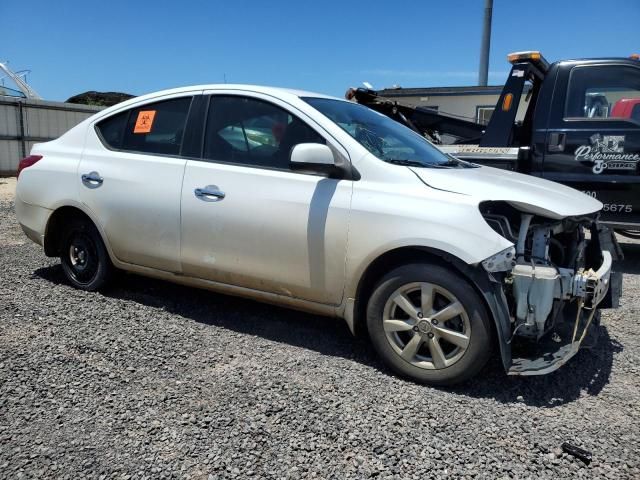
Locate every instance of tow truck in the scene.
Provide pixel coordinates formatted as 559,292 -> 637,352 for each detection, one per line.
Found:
348,52 -> 640,237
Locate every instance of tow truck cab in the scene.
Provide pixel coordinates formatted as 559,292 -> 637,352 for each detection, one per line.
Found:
483,52 -> 640,230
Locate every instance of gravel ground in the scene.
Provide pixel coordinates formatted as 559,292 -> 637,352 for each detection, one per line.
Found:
1,176 -> 639,479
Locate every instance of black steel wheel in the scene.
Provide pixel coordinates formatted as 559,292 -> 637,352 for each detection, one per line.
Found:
60,218 -> 113,291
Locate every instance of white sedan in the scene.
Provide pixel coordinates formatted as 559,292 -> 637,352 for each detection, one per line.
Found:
15,85 -> 617,385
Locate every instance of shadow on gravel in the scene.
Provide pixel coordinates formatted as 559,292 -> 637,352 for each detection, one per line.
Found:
35,264 -> 624,407
34,264 -> 376,364
450,326 -> 623,407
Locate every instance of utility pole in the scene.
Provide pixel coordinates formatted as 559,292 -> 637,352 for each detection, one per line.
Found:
478,0 -> 493,86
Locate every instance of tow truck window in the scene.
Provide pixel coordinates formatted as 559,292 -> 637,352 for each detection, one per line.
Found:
476,106 -> 495,125
565,65 -> 640,122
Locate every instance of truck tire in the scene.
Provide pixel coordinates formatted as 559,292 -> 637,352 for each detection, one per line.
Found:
60,218 -> 114,291
366,263 -> 493,386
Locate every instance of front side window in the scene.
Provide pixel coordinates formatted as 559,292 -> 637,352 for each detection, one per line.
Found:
304,97 -> 468,168
204,96 -> 325,169
565,65 -> 640,121
96,96 -> 193,155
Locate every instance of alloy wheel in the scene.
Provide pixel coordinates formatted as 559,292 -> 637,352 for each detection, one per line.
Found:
382,282 -> 471,370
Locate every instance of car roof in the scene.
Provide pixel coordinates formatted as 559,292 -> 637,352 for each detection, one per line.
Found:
142,84 -> 340,102
94,84 -> 345,120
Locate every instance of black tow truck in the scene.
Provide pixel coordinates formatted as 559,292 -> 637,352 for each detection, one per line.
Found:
348,51 -> 640,237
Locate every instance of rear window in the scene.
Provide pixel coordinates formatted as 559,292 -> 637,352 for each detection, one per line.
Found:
96,96 -> 193,155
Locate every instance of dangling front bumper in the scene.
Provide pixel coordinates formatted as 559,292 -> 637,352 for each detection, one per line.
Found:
507,250 -> 621,376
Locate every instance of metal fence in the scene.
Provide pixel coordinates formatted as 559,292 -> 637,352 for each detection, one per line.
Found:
0,97 -> 103,175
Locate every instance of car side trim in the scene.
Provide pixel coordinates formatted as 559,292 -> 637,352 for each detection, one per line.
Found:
111,261 -> 340,318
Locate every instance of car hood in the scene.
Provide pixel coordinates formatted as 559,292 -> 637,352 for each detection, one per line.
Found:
410,165 -> 603,219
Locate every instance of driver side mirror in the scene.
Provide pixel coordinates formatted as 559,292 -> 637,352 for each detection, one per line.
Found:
290,143 -> 339,175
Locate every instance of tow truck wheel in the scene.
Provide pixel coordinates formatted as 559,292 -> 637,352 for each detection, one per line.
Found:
366,263 -> 493,386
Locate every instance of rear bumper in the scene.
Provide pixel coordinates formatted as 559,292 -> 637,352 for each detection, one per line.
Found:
15,198 -> 50,247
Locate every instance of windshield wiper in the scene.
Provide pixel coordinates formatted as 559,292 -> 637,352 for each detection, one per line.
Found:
387,159 -> 449,168
443,154 -> 479,168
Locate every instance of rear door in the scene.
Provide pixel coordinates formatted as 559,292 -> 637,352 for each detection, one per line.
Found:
542,63 -> 640,226
79,93 -> 197,272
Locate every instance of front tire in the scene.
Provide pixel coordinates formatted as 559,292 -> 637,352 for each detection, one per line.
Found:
366,263 -> 493,386
60,218 -> 113,291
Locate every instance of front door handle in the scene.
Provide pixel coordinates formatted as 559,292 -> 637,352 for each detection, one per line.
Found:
194,185 -> 225,201
81,171 -> 103,188
548,132 -> 566,153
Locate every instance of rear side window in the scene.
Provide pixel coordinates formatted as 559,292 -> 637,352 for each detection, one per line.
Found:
96,111 -> 128,148
96,96 -> 193,155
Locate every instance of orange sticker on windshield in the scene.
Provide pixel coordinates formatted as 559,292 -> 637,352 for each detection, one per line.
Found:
134,110 -> 156,133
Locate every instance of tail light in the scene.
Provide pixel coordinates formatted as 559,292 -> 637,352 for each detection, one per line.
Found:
17,155 -> 43,179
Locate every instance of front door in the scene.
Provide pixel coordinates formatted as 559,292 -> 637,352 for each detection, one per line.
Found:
542,64 -> 640,226
180,93 -> 352,305
79,95 -> 194,272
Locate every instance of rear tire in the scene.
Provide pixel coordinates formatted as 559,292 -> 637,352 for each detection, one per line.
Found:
60,218 -> 113,291
366,263 -> 493,386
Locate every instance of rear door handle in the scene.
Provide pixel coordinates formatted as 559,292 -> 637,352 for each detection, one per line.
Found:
548,132 -> 566,153
81,171 -> 103,188
194,185 -> 225,201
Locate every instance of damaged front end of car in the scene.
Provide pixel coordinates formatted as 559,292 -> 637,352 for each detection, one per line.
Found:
479,201 -> 623,375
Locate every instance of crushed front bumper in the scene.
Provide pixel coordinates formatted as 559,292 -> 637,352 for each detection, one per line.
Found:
508,250 -> 620,376
575,251 -> 613,309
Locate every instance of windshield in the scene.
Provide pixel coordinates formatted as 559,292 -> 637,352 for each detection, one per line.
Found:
303,97 -> 471,168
